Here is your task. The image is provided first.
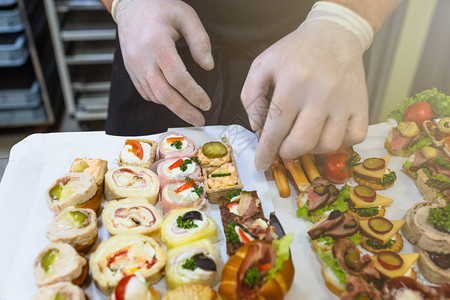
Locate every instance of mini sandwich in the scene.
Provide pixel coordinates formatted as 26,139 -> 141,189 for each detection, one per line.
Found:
423,118 -> 450,148
156,157 -> 203,188
218,235 -> 295,300
346,185 -> 394,219
381,276 -> 449,300
353,155 -> 397,190
402,202 -> 450,284
119,139 -> 157,169
384,121 -> 422,157
359,217 -> 404,253
160,179 -> 206,215
158,133 -> 198,159
110,272 -> 160,300
204,162 -> 243,204
340,276 -> 381,300
32,282 -> 86,300
165,283 -> 220,300
198,137 -> 232,168
70,158 -> 108,186
371,251 -> 419,280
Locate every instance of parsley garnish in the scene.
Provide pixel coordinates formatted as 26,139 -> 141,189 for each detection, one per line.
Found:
225,223 -> 240,244
434,157 -> 450,169
179,157 -> 199,172
176,216 -> 198,229
226,189 -> 242,200
243,267 -> 261,288
427,203 -> 450,233
181,258 -> 197,270
381,172 -> 397,186
170,140 -> 183,149
354,207 -> 379,217
366,238 -> 395,250
185,176 -> 192,182
192,185 -> 204,197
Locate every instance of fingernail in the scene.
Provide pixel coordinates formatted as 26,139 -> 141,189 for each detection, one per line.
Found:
200,101 -> 211,111
204,53 -> 214,69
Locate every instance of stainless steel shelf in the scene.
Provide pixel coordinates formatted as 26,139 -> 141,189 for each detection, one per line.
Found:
60,10 -> 116,41
75,110 -> 107,121
72,81 -> 110,93
77,92 -> 108,111
56,0 -> 104,13
65,40 -> 114,64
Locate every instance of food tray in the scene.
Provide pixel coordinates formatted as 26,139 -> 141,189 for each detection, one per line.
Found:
0,7 -> 23,33
0,0 -> 16,7
0,123 -> 428,299
0,81 -> 40,110
0,34 -> 28,67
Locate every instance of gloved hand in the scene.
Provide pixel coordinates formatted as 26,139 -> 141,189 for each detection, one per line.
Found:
242,4 -> 372,171
115,0 -> 214,126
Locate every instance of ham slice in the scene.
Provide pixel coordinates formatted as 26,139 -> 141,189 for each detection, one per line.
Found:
390,128 -> 413,151
237,192 -> 260,219
160,182 -> 206,215
156,158 -> 203,188
158,133 -> 198,159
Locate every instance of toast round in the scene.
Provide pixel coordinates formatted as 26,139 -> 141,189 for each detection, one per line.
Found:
360,233 -> 403,253
347,206 -> 386,220
165,283 -> 219,300
354,176 -> 394,191
417,249 -> 450,284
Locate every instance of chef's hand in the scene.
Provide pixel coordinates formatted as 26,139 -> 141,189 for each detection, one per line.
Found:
242,18 -> 369,171
115,0 -> 213,126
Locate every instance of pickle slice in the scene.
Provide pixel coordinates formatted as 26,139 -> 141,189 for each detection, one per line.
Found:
344,247 -> 362,271
72,160 -> 89,173
69,211 -> 88,227
354,185 -> 376,203
397,121 -> 419,138
368,217 -> 393,234
313,185 -> 326,195
202,142 -> 228,158
377,251 -> 403,270
362,158 -> 385,171
54,293 -> 67,300
438,117 -> 450,133
211,171 -> 231,178
49,184 -> 62,201
41,249 -> 60,272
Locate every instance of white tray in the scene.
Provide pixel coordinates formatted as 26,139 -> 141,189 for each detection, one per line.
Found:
0,123 -> 426,299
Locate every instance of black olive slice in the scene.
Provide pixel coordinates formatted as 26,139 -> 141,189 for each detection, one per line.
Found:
328,210 -> 343,220
192,253 -> 216,271
182,210 -> 203,222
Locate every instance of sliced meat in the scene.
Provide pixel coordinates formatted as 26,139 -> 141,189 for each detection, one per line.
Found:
157,158 -> 203,188
324,214 -> 359,239
341,276 -> 381,300
307,211 -> 345,240
382,277 -> 440,300
391,128 -> 413,151
241,219 -> 278,242
158,133 -> 198,159
237,192 -> 260,219
307,186 -> 330,213
436,165 -> 450,177
413,150 -> 428,167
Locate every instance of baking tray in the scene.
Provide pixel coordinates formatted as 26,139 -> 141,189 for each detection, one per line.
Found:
0,7 -> 23,33
0,33 -> 28,67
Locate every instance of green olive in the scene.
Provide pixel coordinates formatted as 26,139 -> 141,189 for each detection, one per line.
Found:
41,249 -> 60,272
354,293 -> 370,300
202,142 -> 228,158
54,293 -> 67,300
49,184 -> 62,201
438,117 -> 450,134
344,248 -> 361,271
69,211 -> 88,227
72,160 -> 89,173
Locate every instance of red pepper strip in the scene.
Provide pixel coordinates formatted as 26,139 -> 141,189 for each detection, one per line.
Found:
126,140 -> 144,160
169,158 -> 184,170
227,202 -> 238,209
258,263 -> 272,271
146,257 -> 157,269
108,250 -> 128,266
238,227 -> 251,244
175,180 -> 196,194
166,137 -> 184,143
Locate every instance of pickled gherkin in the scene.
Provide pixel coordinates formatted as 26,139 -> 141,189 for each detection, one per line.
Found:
54,293 -> 67,300
69,211 -> 88,227
41,249 -> 60,272
49,184 -> 62,201
72,160 -> 89,173
202,142 -> 228,158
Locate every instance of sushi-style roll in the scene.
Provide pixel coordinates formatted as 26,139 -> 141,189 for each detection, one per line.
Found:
159,133 -> 198,159
156,157 -> 203,188
110,272 -> 160,300
198,137 -> 232,167
102,198 -> 162,236
119,139 -> 157,169
161,179 -> 206,215
89,234 -> 166,294
46,207 -> 98,253
165,239 -> 219,290
69,158 -> 108,186
32,282 -> 86,300
46,173 -> 100,214
104,166 -> 160,205
161,209 -> 217,249
33,243 -> 88,287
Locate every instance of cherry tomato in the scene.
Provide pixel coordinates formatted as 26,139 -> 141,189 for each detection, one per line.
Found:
323,152 -> 351,183
403,102 -> 434,129
114,274 -> 134,300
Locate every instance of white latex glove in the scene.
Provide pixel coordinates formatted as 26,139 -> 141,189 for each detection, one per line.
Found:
242,11 -> 371,171
115,0 -> 214,126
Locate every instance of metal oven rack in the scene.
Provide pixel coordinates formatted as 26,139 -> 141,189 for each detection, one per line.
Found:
43,0 -> 115,121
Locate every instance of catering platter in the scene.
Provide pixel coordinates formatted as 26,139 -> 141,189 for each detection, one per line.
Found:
0,122 -> 429,299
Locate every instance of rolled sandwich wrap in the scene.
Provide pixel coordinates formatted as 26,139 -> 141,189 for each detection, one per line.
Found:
32,282 -> 86,300
46,207 -> 98,252
161,180 -> 206,215
161,208 -> 217,249
119,139 -> 157,169
166,239 -> 219,290
89,234 -> 166,294
34,243 -> 88,287
159,133 -> 198,159
105,166 -> 160,205
70,158 -> 108,186
46,173 -> 97,214
157,157 -> 203,188
103,198 -> 162,236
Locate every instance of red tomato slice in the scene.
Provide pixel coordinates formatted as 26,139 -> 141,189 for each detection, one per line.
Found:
258,263 -> 272,271
115,274 -> 135,300
169,158 -> 184,170
166,137 -> 184,143
174,180 -> 196,194
323,152 -> 351,183
126,140 -> 144,160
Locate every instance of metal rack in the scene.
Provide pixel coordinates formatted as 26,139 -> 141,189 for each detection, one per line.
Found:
43,0 -> 114,121
0,0 -> 62,128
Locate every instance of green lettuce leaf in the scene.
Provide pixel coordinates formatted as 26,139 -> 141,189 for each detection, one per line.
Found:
408,133 -> 432,152
347,233 -> 362,245
434,157 -> 450,169
316,248 -> 347,285
403,160 -> 412,170
267,233 -> 294,280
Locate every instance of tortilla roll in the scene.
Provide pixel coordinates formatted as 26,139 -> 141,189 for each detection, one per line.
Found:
299,154 -> 321,182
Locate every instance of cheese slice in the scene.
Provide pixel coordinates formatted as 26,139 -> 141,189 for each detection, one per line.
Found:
353,155 -> 390,181
372,253 -> 419,278
360,219 -> 405,244
349,187 -> 393,208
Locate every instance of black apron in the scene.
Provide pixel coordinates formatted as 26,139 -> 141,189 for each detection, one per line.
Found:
106,0 -> 315,136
